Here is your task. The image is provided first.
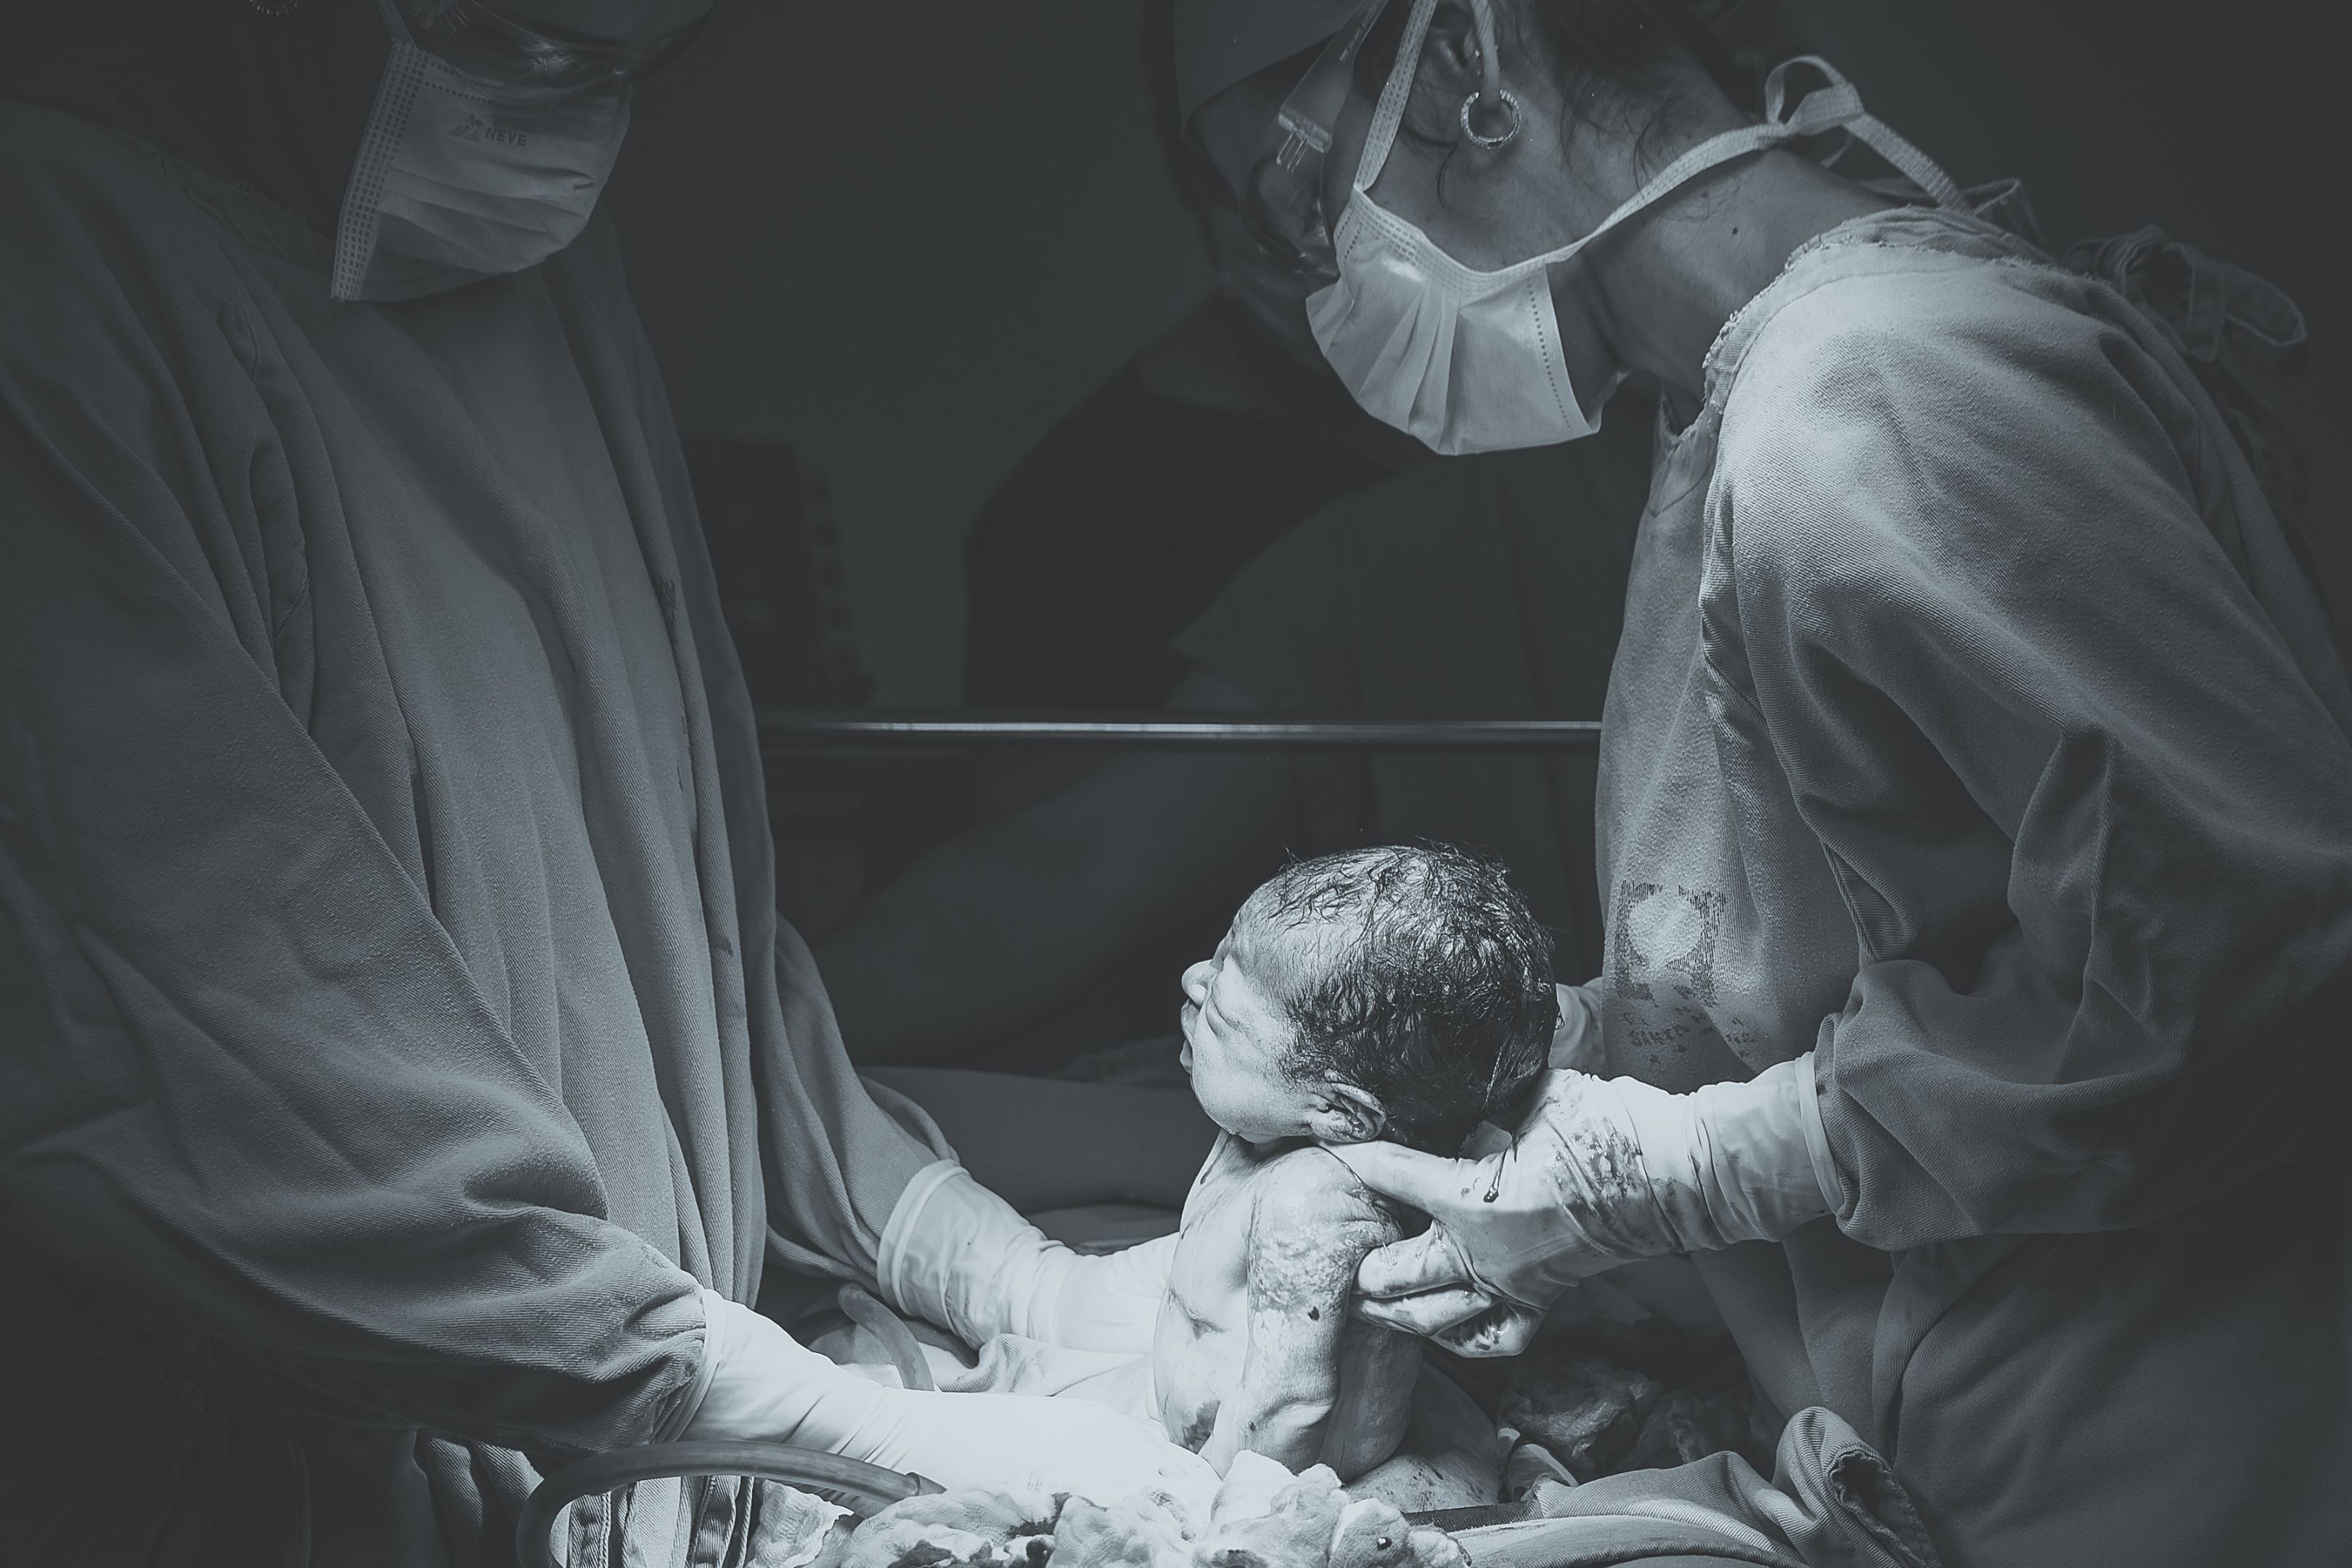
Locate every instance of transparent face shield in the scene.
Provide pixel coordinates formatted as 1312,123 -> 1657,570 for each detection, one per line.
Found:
1238,0 -> 1395,292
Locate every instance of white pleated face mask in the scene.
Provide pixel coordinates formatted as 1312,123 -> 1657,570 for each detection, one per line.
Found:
1306,0 -> 1963,454
330,0 -> 632,303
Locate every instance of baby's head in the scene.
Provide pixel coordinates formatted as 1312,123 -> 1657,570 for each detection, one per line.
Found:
1177,844 -> 1556,1154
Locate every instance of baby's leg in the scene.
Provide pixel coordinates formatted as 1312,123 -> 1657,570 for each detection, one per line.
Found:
1345,1359 -> 1508,1512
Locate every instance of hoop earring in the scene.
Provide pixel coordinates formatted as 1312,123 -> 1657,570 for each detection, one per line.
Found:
1461,89 -> 1523,150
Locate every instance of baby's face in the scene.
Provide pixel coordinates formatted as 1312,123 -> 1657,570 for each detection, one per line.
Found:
1177,914 -> 1330,1145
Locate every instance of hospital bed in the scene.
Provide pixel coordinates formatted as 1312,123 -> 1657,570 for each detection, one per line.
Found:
757,712 -> 1601,754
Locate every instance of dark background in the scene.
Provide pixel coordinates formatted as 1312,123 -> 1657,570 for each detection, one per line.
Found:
599,0 -> 2348,703
16,1 -> 2340,703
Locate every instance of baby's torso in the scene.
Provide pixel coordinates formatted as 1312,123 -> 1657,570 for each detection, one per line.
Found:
1153,1135 -> 1420,1477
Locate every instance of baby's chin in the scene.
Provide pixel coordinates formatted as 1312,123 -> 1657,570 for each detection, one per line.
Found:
1205,1091 -> 1309,1144
1199,1104 -> 1262,1141
1218,1118 -> 1320,1150
1194,1103 -> 1264,1143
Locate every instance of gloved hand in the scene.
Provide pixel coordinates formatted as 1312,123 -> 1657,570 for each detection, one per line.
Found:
878,1162 -> 1175,1355
1329,1056 -> 1838,1357
679,1291 -> 1217,1515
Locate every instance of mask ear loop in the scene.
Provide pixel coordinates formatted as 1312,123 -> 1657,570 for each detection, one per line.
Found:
1461,0 -> 1524,150
1355,0 -> 1441,195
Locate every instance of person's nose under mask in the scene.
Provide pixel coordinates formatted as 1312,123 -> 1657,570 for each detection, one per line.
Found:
330,0 -> 633,303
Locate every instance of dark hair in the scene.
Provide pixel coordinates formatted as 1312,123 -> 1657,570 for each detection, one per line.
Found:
1246,843 -> 1556,1155
1356,0 -> 1794,164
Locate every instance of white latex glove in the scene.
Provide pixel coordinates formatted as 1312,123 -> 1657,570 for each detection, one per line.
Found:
878,1161 -> 1175,1355
1329,1056 -> 1838,1357
679,1291 -> 1216,1515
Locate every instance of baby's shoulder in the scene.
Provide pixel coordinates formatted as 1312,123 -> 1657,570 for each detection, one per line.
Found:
1247,1147 -> 1405,1244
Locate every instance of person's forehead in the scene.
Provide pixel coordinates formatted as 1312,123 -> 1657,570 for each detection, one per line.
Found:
490,0 -> 712,46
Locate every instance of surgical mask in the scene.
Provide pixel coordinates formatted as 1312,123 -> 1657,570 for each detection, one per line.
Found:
1306,2 -> 1963,454
330,0 -> 632,303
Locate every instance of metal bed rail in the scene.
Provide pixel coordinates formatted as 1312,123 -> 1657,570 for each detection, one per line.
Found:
757,709 -> 1603,754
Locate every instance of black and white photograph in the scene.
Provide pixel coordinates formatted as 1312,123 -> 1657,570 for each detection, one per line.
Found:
3,2 -> 2345,1565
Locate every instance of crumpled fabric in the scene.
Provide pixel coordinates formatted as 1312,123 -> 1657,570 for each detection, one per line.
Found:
840,1454 -> 1467,1568
1458,1406 -> 1938,1568
2063,224 -> 2319,584
830,1418 -> 1928,1568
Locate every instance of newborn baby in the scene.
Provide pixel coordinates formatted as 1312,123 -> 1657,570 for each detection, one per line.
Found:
1150,844 -> 1554,1482
868,844 -> 1555,1503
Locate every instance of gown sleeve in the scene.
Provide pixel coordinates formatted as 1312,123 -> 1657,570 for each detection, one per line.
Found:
1712,265 -> 2352,1249
0,118 -> 705,1463
568,214 -> 960,1286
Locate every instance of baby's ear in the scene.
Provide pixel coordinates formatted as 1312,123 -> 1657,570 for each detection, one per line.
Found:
1311,1082 -> 1387,1145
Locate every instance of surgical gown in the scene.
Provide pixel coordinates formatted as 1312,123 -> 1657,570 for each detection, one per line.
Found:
0,98 -> 950,1565
1589,203 -> 2352,1565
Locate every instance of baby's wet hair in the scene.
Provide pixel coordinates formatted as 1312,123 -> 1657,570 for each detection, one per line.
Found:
1245,843 -> 1556,1154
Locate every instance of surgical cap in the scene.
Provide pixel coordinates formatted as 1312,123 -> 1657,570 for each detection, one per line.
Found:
1172,0 -> 1365,126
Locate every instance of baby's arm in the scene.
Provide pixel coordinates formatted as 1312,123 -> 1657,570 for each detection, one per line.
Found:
1201,1152 -> 1398,1474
